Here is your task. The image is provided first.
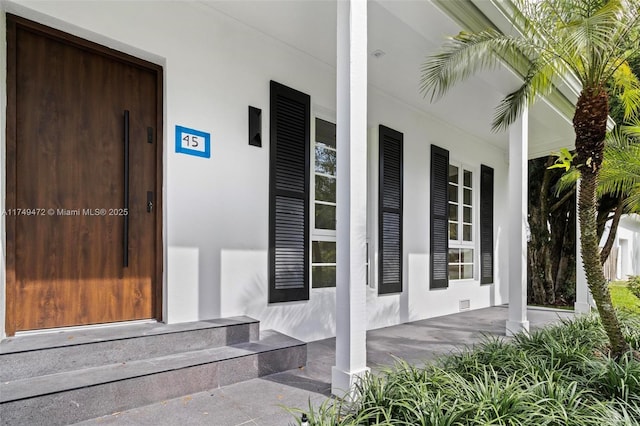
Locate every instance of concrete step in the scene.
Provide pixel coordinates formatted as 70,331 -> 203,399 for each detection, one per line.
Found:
0,330 -> 306,426
0,316 -> 259,381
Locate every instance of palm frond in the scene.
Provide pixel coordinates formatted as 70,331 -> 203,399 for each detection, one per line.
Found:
492,56 -> 565,131
420,30 -> 540,102
422,0 -> 640,132
514,0 -> 636,85
596,2 -> 640,83
511,0 -> 589,80
599,139 -> 640,213
620,119 -> 640,138
620,89 -> 640,120
605,125 -> 633,148
555,167 -> 580,196
612,62 -> 640,120
560,0 -> 622,83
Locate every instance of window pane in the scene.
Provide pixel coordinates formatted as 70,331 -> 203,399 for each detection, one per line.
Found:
312,266 -> 336,288
448,203 -> 458,221
315,146 -> 336,175
462,264 -> 473,279
315,204 -> 336,230
448,185 -> 458,202
316,118 -> 336,148
463,206 -> 472,223
448,249 -> 460,263
463,170 -> 472,188
463,224 -> 472,241
448,265 -> 460,280
315,175 -> 336,202
449,222 -> 458,240
448,165 -> 459,183
312,241 -> 336,263
463,188 -> 472,205
461,249 -> 474,263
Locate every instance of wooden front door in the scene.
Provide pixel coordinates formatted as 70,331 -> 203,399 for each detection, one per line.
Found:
5,16 -> 163,334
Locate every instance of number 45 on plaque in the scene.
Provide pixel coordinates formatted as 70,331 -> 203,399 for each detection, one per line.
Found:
175,125 -> 211,158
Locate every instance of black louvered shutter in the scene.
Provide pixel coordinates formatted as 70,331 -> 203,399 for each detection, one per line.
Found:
268,81 -> 310,303
430,145 -> 449,289
480,165 -> 494,284
378,125 -> 403,295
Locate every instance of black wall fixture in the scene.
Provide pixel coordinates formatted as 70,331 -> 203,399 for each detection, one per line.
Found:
249,106 -> 262,147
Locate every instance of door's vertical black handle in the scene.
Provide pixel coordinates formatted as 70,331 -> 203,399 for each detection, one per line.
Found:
123,110 -> 130,268
147,191 -> 153,213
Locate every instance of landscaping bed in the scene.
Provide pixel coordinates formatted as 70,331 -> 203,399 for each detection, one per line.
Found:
293,313 -> 640,425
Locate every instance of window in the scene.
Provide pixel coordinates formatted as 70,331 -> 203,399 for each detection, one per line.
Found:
312,241 -> 336,288
448,164 -> 474,280
449,248 -> 474,280
312,118 -> 337,288
431,145 -> 493,288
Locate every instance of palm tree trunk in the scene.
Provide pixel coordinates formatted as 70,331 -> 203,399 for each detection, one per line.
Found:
574,87 -> 629,357
578,173 -> 629,357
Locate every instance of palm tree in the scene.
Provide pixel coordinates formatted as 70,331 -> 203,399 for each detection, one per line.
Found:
421,0 -> 640,357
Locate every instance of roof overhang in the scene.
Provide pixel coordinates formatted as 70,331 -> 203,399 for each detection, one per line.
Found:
11,0 -> 577,159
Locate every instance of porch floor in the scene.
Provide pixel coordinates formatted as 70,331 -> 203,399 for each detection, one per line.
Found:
72,305 -> 575,426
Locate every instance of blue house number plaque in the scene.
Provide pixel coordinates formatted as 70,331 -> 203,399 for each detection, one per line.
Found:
175,125 -> 211,158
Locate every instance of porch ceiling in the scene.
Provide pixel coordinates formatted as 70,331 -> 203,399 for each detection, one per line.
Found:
200,0 -> 575,159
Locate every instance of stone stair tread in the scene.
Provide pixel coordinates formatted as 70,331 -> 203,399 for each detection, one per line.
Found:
1,330 -> 303,403
0,316 -> 258,354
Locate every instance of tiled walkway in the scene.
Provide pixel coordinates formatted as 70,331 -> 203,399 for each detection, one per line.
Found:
73,306 -> 575,426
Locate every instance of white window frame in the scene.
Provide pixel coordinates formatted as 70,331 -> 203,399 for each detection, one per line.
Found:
311,110 -> 337,288
448,160 -> 478,281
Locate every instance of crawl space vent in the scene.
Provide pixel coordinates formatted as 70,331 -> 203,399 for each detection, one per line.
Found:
459,299 -> 471,311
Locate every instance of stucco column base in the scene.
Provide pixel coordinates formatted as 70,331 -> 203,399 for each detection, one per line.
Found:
506,320 -> 530,337
574,302 -> 592,314
331,366 -> 370,398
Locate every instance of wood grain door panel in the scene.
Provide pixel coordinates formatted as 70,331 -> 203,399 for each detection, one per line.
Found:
7,17 -> 162,333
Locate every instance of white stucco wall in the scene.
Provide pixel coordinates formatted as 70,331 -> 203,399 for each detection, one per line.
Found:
1,1 -> 510,341
365,89 -> 509,332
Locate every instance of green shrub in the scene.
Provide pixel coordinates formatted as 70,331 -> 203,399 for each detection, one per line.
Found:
628,276 -> 640,300
619,310 -> 640,349
589,354 -> 640,402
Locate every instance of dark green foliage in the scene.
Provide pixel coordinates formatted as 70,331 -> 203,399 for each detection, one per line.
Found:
527,156 -> 577,306
627,276 -> 640,301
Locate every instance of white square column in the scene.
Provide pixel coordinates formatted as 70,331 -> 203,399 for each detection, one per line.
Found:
506,107 -> 530,336
332,0 -> 370,397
